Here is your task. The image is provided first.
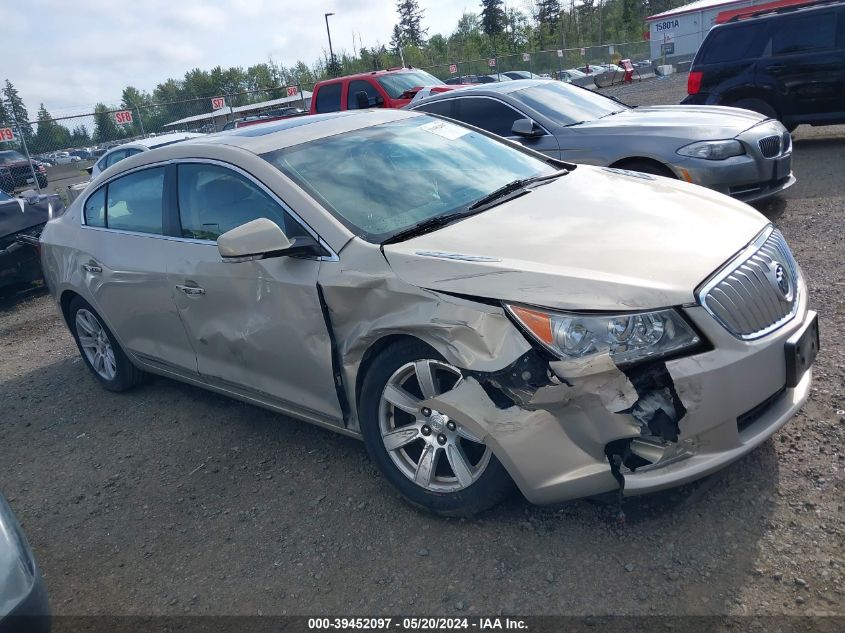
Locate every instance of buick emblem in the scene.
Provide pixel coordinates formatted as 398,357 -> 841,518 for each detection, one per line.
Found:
770,261 -> 793,302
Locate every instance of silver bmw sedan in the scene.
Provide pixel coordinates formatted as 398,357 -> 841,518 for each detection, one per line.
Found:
408,80 -> 795,204
40,109 -> 817,515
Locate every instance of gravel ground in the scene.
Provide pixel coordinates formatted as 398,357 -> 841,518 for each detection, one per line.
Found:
1,74 -> 844,619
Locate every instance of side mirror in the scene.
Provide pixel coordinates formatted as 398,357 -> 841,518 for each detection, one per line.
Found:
218,218 -> 321,262
355,91 -> 370,109
511,118 -> 544,138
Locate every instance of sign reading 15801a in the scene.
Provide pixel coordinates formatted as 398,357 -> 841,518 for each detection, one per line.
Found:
654,19 -> 679,31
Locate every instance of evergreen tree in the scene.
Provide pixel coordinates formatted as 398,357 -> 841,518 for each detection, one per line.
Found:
396,0 -> 427,47
33,104 -> 70,153
480,0 -> 506,36
536,0 -> 562,26
93,103 -> 121,143
390,24 -> 404,54
70,125 -> 91,146
2,80 -> 32,145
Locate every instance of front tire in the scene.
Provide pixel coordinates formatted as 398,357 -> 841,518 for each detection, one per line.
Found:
359,340 -> 513,516
68,296 -> 146,392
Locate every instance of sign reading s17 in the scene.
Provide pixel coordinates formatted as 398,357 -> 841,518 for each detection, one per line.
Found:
211,97 -> 226,110
0,127 -> 15,142
114,110 -> 133,125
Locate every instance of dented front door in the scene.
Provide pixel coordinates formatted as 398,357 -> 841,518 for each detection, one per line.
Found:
166,242 -> 343,423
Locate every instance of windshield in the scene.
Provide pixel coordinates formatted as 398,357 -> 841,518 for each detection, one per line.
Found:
377,70 -> 444,98
263,116 -> 553,242
513,82 -> 628,125
0,150 -> 26,165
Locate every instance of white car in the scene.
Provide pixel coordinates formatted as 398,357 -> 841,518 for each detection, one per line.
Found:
89,132 -> 205,178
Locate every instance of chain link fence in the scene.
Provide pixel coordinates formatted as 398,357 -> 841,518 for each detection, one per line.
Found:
2,39 -> 668,198
421,41 -> 652,82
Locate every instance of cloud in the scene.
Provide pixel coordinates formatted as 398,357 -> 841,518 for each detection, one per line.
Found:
8,1 -> 469,115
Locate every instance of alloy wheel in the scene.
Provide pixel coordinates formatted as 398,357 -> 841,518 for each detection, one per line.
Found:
378,360 -> 491,493
75,308 -> 117,381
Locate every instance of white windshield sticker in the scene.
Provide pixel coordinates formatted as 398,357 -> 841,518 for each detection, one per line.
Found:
420,120 -> 469,140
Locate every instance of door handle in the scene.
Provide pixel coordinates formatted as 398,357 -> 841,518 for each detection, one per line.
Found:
175,284 -> 206,296
82,263 -> 102,273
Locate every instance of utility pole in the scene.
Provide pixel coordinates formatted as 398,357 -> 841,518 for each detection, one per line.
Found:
325,13 -> 337,77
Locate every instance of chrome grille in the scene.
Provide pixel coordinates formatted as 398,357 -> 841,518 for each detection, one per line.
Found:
758,135 -> 781,158
700,228 -> 800,339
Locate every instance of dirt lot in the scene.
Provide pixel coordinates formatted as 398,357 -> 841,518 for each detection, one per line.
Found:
1,74 -> 844,619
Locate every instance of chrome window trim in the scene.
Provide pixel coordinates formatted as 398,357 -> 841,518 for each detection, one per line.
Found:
79,157 -> 339,262
696,224 -> 801,340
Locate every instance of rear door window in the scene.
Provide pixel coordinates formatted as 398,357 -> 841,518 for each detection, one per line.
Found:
347,80 -> 382,109
700,24 -> 768,63
772,12 -> 836,55
454,97 -> 526,137
413,99 -> 455,118
105,167 -> 165,234
315,83 -> 342,113
103,149 -> 127,169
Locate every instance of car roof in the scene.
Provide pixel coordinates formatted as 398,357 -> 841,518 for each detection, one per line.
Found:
110,132 -> 206,152
93,109 -> 423,181
315,67 -> 434,84
409,78 -> 551,107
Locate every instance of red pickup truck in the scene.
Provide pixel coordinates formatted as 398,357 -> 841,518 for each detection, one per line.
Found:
310,68 -> 455,114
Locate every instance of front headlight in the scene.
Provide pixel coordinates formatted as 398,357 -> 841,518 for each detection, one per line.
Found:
505,304 -> 701,366
677,139 -> 744,160
0,496 -> 36,616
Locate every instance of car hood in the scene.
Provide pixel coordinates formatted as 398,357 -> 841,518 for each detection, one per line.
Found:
382,166 -> 768,311
572,105 -> 768,139
0,194 -> 62,238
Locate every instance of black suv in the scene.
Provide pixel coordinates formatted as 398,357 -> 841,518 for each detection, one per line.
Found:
683,0 -> 845,130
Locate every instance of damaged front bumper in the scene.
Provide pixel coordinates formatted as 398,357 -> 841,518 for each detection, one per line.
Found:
424,297 -> 814,505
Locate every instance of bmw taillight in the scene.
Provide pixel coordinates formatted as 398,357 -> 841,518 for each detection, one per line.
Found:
688,71 -> 703,95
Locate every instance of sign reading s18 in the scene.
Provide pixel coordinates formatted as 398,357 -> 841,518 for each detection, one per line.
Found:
654,19 -> 680,32
114,110 -> 133,125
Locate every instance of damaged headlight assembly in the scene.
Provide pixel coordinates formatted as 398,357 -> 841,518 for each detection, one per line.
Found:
676,139 -> 744,160
505,304 -> 701,365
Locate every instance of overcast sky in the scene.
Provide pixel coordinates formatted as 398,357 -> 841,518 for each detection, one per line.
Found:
8,0 -> 476,117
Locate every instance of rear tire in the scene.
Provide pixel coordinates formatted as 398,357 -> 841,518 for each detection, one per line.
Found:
730,98 -> 777,120
358,339 -> 514,516
68,296 -> 147,392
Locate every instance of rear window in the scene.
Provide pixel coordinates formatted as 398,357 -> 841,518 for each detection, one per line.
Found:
376,70 -> 443,98
0,151 -> 26,165
699,24 -> 767,63
315,83 -> 342,113
772,12 -> 836,54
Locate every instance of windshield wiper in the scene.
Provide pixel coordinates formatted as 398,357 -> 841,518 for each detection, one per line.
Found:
467,170 -> 569,211
381,212 -> 471,245
598,110 -> 626,119
381,170 -> 569,245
